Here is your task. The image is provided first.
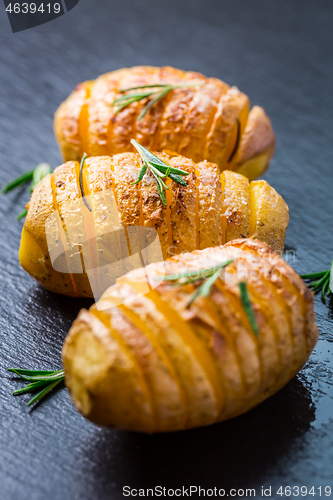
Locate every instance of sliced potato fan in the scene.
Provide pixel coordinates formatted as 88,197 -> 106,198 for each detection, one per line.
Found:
19,151 -> 289,298
62,239 -> 318,432
54,66 -> 275,180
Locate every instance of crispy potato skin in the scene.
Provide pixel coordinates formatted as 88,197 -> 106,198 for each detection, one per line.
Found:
235,106 -> 276,181
20,153 -> 289,297
54,66 -> 275,179
62,240 -> 318,432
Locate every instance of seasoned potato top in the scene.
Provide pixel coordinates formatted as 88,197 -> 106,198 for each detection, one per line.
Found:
54,66 -> 275,178
20,152 -> 288,298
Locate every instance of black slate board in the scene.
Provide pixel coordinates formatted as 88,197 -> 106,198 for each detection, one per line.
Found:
0,1 -> 333,499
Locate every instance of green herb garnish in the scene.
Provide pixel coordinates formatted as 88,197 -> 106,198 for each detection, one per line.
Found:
239,281 -> 259,336
2,169 -> 35,194
8,368 -> 64,407
111,81 -> 205,120
16,208 -> 28,221
157,260 -> 234,307
79,152 -> 92,212
301,260 -> 333,303
130,139 -> 189,206
2,163 -> 52,220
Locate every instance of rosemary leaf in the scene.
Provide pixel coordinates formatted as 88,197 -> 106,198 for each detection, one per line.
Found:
322,277 -> 330,304
8,368 -> 64,382
30,163 -> 51,192
300,271 -> 327,280
2,169 -> 35,194
310,271 -> 330,292
8,368 -> 60,376
186,286 -> 203,308
111,91 -> 154,105
13,380 -> 50,396
138,88 -> 171,120
239,282 -> 259,336
198,267 -> 223,298
168,173 -> 187,186
8,367 -> 65,407
130,140 -> 189,206
79,153 -> 92,212
155,176 -> 167,206
112,81 -> 204,120
160,260 -> 234,282
119,84 -> 171,92
27,378 -> 64,407
130,162 -> 147,185
16,208 -> 28,221
330,259 -> 333,294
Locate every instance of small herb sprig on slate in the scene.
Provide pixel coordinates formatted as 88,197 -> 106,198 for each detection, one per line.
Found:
2,163 -> 52,220
8,368 -> 64,407
111,81 -> 204,120
239,282 -> 259,336
301,260 -> 333,303
130,139 -> 189,206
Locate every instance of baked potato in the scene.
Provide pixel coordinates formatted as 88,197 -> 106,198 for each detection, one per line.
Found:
54,66 -> 275,180
19,151 -> 289,297
62,239 -> 318,432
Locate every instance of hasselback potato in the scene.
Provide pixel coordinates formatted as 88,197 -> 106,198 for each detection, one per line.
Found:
54,66 -> 275,180
62,239 -> 318,433
19,151 -> 288,298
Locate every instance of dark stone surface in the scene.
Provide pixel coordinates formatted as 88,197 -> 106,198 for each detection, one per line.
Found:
0,0 -> 332,498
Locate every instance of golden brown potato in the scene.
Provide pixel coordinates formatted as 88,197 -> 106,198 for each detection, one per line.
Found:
62,239 -> 318,432
54,66 -> 275,179
235,106 -> 276,180
19,152 -> 288,297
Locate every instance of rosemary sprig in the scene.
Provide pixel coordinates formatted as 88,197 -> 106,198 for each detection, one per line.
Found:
2,169 -> 35,194
301,260 -> 333,303
79,152 -> 92,212
157,260 -> 234,307
111,81 -> 205,120
130,139 -> 189,206
8,368 -> 64,407
239,282 -> 259,336
2,163 -> 52,220
16,208 -> 28,221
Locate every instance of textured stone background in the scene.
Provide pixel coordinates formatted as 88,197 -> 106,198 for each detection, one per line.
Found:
0,0 -> 332,498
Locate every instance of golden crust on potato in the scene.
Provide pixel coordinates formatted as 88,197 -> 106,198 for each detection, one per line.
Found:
19,152 -> 289,297
54,66 -> 275,179
62,239 -> 318,432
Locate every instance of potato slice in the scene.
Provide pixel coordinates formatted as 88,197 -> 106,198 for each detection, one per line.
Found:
235,106 -> 276,181
169,156 -> 197,256
54,81 -> 92,162
197,160 -> 223,250
63,309 -> 154,432
87,72 -> 122,157
52,162 -> 92,297
205,87 -> 249,169
178,79 -> 227,163
96,297 -> 186,432
249,180 -> 289,254
221,170 -> 250,244
19,174 -> 76,295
